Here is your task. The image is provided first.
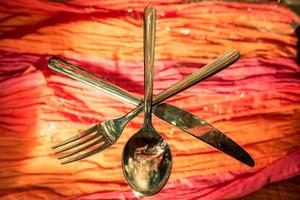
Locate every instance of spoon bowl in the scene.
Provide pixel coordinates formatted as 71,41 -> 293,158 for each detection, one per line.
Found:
122,127 -> 172,195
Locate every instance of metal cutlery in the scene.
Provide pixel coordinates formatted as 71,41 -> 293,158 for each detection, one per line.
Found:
123,7 -> 172,195
49,48 -> 254,167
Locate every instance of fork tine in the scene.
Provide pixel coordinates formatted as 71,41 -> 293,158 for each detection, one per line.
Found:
58,137 -> 105,160
52,125 -> 98,149
61,143 -> 109,164
54,133 -> 101,154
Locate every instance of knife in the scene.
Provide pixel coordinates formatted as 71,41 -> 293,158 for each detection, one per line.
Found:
48,50 -> 254,167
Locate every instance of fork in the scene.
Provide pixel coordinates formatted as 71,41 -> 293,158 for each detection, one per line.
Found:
51,49 -> 240,164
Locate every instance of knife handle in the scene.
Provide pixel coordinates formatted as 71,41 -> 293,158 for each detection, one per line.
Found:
48,56 -> 142,106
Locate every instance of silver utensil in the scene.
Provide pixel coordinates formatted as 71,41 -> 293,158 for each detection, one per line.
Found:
48,24 -> 254,167
49,48 -> 254,166
122,7 -> 171,195
50,47 -> 244,164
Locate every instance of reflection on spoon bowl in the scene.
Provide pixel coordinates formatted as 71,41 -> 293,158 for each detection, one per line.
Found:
122,127 -> 172,196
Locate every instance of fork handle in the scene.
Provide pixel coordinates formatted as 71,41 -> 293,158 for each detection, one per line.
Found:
153,49 -> 239,105
48,49 -> 239,107
48,57 -> 142,106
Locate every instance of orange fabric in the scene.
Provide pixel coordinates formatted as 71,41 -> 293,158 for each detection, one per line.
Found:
0,1 -> 299,199
0,2 -> 298,61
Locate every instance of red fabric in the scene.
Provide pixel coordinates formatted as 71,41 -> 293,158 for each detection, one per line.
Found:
0,1 -> 299,199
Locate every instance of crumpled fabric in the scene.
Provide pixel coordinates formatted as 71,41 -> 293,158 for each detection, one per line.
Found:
0,1 -> 299,199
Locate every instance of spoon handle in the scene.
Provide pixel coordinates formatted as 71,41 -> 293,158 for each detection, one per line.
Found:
143,6 -> 156,127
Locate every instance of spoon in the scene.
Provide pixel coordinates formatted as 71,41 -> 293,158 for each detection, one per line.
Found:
122,6 -> 172,196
